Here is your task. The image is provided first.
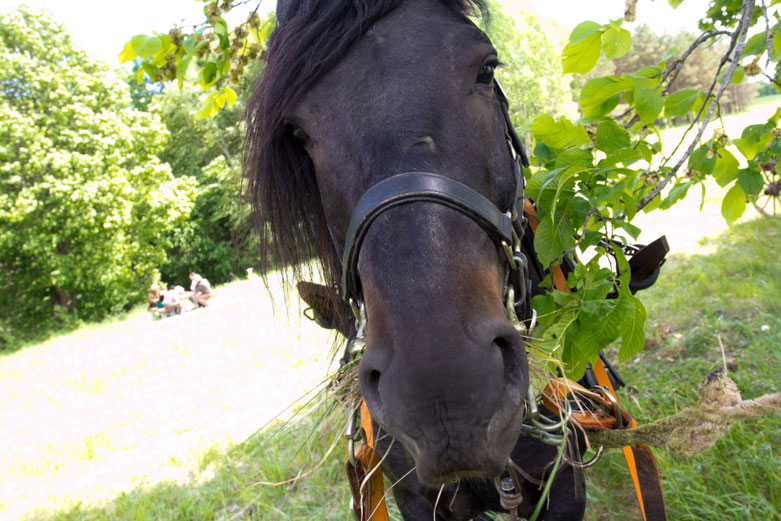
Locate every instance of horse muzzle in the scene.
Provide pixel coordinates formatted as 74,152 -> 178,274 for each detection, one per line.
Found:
358,316 -> 528,485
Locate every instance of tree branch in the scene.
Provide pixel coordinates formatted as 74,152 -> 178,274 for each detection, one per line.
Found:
637,0 -> 756,212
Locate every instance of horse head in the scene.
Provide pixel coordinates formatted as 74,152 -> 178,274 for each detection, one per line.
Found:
246,0 -> 530,485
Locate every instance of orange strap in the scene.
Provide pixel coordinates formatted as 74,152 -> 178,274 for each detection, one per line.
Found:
524,198 -> 666,521
344,401 -> 388,521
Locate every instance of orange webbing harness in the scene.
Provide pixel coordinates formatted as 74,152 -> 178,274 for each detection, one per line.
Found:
525,199 -> 666,521
345,401 -> 389,521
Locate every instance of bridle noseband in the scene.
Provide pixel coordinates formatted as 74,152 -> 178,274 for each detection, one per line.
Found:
341,171 -> 517,300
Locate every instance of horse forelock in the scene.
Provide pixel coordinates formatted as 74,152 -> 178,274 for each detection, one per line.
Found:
243,0 -> 489,296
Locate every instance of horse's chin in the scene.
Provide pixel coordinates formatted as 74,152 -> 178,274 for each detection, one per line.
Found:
399,402 -> 525,486
414,454 -> 505,486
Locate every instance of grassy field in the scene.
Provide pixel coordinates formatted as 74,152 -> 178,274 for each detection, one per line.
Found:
3,96 -> 779,520
0,276 -> 335,521
16,216 -> 778,521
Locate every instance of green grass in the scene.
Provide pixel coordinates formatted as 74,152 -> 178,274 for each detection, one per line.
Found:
22,217 -> 780,521
585,216 -> 781,521
750,93 -> 781,110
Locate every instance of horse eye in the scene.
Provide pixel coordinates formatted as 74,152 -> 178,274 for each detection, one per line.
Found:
290,126 -> 309,144
476,63 -> 495,85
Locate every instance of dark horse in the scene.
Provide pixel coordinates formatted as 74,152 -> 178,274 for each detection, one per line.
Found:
245,1 -> 586,519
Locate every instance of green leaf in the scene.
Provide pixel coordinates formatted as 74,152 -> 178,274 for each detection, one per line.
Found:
568,21 -> 603,44
721,183 -> 746,224
199,62 -> 218,89
774,32 -> 781,56
664,89 -> 700,118
713,149 -> 739,187
667,0 -> 683,7
532,115 -> 590,149
732,138 -> 762,161
580,231 -> 603,251
622,191 -> 638,221
526,169 -> 553,200
176,56 -> 192,82
738,168 -> 764,195
602,25 -> 632,59
634,85 -> 663,124
534,214 -> 576,268
534,217 -> 560,268
730,65 -> 745,84
579,76 -> 631,117
742,32 -> 767,57
688,146 -> 716,175
619,296 -> 646,362
597,147 -> 642,168
635,65 -> 663,83
118,41 -> 135,64
595,120 -> 630,153
222,87 -> 238,106
661,46 -> 679,63
614,219 -> 641,240
660,181 -> 693,209
533,142 -> 555,167
130,34 -> 162,59
213,18 -> 229,38
555,149 -> 593,168
571,298 -> 628,373
562,32 -> 603,74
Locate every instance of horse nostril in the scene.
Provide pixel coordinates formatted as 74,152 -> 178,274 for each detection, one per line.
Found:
361,368 -> 382,407
493,331 -> 525,388
368,369 -> 381,389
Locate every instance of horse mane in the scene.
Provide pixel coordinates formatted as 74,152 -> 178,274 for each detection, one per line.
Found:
243,0 -> 489,293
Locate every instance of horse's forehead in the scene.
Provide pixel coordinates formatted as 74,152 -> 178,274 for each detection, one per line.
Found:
293,1 -> 491,118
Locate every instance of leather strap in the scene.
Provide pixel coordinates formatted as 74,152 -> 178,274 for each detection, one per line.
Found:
542,378 -> 635,430
342,172 -> 514,300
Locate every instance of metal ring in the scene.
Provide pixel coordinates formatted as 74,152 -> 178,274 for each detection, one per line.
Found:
563,445 -> 604,469
594,386 -> 624,429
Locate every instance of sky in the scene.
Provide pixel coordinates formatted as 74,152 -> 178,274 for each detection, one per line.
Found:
0,0 -> 711,65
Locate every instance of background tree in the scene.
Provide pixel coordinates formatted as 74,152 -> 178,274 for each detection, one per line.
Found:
0,8 -> 197,346
150,72 -> 257,286
484,0 -> 573,125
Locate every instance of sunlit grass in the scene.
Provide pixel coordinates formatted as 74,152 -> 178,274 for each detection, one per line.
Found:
0,274 -> 336,521
585,217 -> 781,521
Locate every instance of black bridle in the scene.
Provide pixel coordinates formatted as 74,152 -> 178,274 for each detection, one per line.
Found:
339,79 -> 531,324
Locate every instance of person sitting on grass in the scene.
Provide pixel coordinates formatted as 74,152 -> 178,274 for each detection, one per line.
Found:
161,284 -> 181,315
147,284 -> 162,310
188,272 -> 212,308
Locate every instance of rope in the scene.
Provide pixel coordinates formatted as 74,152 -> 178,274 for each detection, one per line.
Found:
587,369 -> 780,456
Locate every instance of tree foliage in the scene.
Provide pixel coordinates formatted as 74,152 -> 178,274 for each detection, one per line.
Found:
0,8 -> 197,346
125,0 -> 780,377
528,0 -> 780,376
151,75 -> 256,286
484,0 -> 573,124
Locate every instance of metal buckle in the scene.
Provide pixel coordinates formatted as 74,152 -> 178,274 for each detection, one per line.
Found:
345,401 -> 364,467
502,241 -> 517,270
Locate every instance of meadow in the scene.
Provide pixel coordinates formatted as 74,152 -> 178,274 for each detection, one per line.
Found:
1,98 -> 779,521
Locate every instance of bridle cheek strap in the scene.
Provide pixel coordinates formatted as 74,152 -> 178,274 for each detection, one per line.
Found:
341,171 -> 515,301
